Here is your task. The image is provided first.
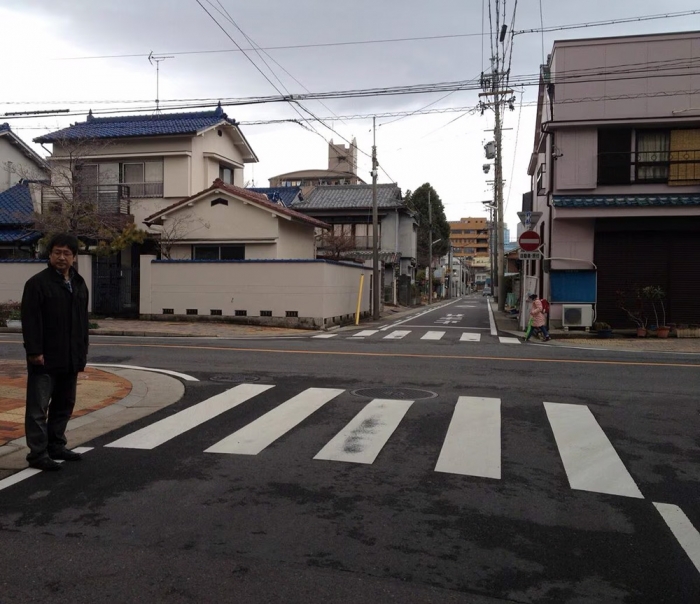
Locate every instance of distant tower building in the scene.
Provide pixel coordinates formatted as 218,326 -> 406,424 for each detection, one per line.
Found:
328,138 -> 358,176
503,227 -> 511,244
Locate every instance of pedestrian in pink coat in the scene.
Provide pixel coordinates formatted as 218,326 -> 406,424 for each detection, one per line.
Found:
525,294 -> 551,342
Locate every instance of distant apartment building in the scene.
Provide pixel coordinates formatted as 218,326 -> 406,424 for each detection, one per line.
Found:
448,216 -> 490,260
268,139 -> 365,193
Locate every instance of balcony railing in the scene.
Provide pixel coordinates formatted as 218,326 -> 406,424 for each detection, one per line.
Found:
124,182 -> 164,198
318,235 -> 375,250
598,149 -> 700,186
41,184 -> 131,215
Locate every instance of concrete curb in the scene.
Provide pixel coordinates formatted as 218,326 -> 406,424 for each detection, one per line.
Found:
0,368 -> 185,476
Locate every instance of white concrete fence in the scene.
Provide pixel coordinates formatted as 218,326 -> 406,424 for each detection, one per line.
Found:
0,256 -> 369,328
139,256 -> 370,328
0,256 -> 94,311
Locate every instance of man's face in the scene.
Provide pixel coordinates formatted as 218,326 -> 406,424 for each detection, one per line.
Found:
49,245 -> 75,272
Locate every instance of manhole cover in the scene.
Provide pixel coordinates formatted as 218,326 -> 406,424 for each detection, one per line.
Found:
350,387 -> 437,401
209,375 -> 261,383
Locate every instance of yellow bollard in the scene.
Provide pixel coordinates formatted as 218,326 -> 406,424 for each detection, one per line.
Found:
355,273 -> 365,325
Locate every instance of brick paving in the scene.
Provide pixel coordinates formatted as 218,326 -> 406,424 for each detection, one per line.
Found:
0,361 -> 132,447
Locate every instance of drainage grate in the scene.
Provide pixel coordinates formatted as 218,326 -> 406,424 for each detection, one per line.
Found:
350,387 -> 437,401
209,375 -> 261,383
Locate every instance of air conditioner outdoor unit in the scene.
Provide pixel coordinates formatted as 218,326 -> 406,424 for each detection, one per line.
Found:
561,304 -> 594,328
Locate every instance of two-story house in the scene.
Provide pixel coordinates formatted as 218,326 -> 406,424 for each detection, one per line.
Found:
292,183 -> 417,304
31,105 -> 283,314
526,31 -> 700,330
1,123 -> 48,192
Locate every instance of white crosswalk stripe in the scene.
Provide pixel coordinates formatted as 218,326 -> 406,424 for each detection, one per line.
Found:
313,334 -> 337,339
459,332 -> 482,342
106,384 -> 274,450
205,388 -> 344,455
383,330 -> 411,340
314,399 -> 413,464
421,331 -> 445,340
351,330 -> 379,338
544,402 -> 643,499
499,336 -> 521,344
435,396 -> 501,479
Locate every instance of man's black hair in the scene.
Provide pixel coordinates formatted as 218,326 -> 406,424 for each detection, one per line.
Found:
47,233 -> 79,256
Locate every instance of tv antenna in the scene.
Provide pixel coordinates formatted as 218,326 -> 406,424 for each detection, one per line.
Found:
148,52 -> 174,112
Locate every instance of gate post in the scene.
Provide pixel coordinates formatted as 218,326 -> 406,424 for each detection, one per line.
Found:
139,255 -> 156,316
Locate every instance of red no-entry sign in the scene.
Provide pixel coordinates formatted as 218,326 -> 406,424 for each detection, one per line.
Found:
518,231 -> 541,252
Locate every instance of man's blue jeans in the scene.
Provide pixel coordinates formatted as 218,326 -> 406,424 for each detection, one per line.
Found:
25,366 -> 78,462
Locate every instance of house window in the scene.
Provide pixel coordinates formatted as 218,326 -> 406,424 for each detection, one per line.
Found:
219,166 -> 234,184
536,164 -> 546,195
193,245 -> 245,260
121,161 -> 164,197
636,130 -> 670,182
598,129 -> 632,185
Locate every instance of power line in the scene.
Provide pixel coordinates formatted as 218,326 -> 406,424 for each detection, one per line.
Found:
8,55 -> 700,108
50,32 -> 488,62
504,90 -> 524,214
209,0 -> 351,131
194,0 -> 327,142
514,8 -> 700,35
538,0 -> 545,65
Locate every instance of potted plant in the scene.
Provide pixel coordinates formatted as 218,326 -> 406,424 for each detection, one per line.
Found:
594,321 -> 613,338
616,289 -> 648,337
642,286 -> 670,338
0,301 -> 21,328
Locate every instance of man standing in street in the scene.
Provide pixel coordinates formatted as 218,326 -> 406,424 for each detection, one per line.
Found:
21,233 -> 89,471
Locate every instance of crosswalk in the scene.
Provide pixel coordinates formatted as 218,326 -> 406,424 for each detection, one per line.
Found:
314,329 -> 524,344
99,384 -> 645,500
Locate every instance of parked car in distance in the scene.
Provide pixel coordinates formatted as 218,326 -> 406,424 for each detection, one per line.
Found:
482,286 -> 492,297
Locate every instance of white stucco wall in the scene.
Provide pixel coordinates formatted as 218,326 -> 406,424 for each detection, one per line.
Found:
276,219 -> 316,259
1,138 -> 46,191
139,256 -> 369,326
0,261 -> 46,304
0,255 -> 93,312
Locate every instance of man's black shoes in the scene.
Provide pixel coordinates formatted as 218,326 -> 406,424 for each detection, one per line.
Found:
28,457 -> 62,471
50,449 -> 82,462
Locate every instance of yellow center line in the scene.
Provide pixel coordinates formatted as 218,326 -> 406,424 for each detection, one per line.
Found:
2,339 -> 698,369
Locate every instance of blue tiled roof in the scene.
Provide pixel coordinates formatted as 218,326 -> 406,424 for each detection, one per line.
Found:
0,123 -> 11,133
248,187 -> 302,208
0,229 -> 40,243
0,182 -> 33,225
34,105 -> 237,143
553,194 -> 700,208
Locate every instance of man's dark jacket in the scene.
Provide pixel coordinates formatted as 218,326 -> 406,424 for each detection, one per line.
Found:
21,266 -> 90,373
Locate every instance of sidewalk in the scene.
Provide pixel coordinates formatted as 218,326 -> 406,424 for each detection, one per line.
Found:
0,362 -> 185,478
490,300 -> 700,354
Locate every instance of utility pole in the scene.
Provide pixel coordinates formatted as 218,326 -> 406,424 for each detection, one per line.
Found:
448,245 -> 453,298
494,88 -> 506,311
479,1 -> 511,312
427,189 -> 432,303
372,117 -> 380,320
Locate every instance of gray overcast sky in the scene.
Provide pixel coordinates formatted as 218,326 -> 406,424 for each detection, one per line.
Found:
2,0 -> 699,235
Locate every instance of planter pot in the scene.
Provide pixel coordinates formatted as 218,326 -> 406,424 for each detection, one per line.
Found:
656,326 -> 671,339
597,329 -> 613,339
5,319 -> 21,328
636,327 -> 647,338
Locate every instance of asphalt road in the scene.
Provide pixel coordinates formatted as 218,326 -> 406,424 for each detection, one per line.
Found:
1,294 -> 699,603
